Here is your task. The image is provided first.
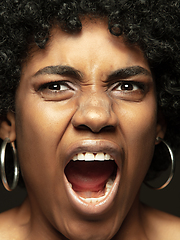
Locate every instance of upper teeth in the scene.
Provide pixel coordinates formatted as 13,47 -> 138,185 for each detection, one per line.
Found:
72,152 -> 113,161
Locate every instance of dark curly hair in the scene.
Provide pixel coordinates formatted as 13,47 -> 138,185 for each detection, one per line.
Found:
0,0 -> 180,186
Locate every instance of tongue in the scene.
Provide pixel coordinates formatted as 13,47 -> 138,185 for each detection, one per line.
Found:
65,160 -> 116,192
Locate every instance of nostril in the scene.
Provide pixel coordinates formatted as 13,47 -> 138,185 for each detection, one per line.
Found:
101,125 -> 116,132
74,124 -> 115,133
76,124 -> 90,131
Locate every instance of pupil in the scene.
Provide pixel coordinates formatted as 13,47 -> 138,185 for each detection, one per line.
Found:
122,83 -> 133,90
49,84 -> 60,90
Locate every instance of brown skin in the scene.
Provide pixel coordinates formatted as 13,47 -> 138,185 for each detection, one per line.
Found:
0,19 -> 179,240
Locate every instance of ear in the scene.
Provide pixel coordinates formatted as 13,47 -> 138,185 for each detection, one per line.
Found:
0,111 -> 16,141
155,110 -> 167,145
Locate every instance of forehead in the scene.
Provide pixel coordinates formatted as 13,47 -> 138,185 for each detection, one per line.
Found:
22,18 -> 150,78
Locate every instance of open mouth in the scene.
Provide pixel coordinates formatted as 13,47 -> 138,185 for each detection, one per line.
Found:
64,152 -> 117,204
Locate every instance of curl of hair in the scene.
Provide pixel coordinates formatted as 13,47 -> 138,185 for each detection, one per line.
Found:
0,0 -> 180,185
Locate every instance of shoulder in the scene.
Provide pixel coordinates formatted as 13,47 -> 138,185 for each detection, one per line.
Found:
0,201 -> 30,240
142,204 -> 180,240
0,208 -> 20,239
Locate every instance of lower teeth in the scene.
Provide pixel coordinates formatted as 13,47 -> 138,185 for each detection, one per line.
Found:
69,178 -> 114,203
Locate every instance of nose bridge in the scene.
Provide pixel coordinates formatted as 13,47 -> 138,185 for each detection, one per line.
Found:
72,91 -> 118,132
83,91 -> 110,119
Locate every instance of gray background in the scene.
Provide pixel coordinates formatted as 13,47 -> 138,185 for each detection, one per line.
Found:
0,152 -> 180,216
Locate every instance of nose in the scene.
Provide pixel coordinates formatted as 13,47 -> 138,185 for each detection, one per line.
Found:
71,92 -> 118,133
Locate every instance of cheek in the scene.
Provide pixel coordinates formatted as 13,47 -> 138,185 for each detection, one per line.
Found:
15,94 -> 76,188
116,99 -> 157,187
118,96 -> 157,144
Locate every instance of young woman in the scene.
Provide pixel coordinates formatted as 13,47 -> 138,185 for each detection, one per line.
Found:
0,0 -> 180,239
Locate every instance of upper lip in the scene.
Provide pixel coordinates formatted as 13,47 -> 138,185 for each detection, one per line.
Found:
64,139 -> 123,168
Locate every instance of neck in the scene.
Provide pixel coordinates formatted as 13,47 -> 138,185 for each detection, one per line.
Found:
112,195 -> 150,240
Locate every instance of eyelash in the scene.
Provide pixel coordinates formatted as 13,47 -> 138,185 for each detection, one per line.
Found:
38,80 -> 145,93
113,81 -> 145,92
38,81 -> 71,92
37,79 -> 147,103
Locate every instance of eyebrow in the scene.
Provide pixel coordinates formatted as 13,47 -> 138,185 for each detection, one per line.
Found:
34,65 -> 83,80
33,65 -> 151,82
106,66 -> 152,83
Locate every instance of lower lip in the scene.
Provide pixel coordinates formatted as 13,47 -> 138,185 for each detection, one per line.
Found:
64,168 -> 120,216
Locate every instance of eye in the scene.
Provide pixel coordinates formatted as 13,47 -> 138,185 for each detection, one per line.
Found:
47,82 -> 69,91
111,80 -> 147,101
38,81 -> 74,101
115,82 -> 140,91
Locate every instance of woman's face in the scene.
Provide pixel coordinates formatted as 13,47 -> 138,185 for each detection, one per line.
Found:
14,19 -> 163,239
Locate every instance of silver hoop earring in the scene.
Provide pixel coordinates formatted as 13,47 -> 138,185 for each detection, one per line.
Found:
0,138 -> 19,191
145,137 -> 175,190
